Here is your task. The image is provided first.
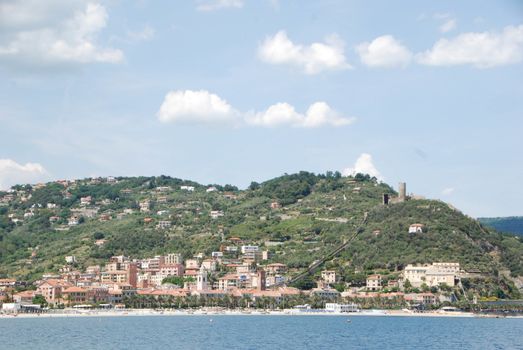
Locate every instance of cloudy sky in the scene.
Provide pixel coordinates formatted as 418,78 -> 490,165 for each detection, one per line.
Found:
1,0 -> 522,217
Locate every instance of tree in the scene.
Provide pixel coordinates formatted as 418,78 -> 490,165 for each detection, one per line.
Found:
403,279 -> 412,290
162,276 -> 195,287
93,232 -> 105,240
249,182 -> 260,191
291,275 -> 316,290
32,294 -> 48,307
333,283 -> 345,293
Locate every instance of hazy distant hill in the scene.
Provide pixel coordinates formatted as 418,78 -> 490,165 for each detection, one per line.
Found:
1,172 -> 522,297
478,217 -> 523,237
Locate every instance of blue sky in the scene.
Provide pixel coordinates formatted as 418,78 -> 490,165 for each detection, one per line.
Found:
0,0 -> 522,217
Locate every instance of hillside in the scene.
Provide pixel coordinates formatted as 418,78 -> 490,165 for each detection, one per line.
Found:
478,217 -> 523,237
1,172 -> 522,298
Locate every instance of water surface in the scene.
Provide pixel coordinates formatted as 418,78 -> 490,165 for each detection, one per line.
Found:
1,315 -> 522,349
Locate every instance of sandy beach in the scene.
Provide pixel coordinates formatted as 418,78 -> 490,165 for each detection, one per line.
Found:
2,308 -> 513,319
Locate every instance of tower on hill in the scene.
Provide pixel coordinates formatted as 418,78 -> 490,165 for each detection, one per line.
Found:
398,182 -> 406,202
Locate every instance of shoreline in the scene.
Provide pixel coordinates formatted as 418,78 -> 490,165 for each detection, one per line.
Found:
1,309 -> 521,319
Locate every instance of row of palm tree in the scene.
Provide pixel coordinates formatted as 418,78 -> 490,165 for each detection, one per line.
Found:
122,294 -> 340,310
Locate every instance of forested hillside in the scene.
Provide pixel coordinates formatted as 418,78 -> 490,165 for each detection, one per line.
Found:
478,217 -> 523,237
1,172 -> 522,296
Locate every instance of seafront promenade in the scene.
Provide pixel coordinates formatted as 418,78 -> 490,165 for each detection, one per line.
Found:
1,307 -> 502,319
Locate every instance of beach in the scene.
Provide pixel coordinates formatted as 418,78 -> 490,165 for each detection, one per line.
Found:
2,308 -> 511,319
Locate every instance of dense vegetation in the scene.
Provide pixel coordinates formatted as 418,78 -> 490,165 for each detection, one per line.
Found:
478,217 -> 523,237
0,172 -> 522,297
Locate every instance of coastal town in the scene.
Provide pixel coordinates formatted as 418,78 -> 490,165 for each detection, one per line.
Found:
1,251 -> 467,314
1,246 -> 467,313
0,175 -> 521,316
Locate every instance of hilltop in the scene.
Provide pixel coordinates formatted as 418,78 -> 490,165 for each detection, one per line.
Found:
0,172 -> 522,298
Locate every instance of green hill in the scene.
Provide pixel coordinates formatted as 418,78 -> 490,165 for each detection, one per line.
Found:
478,217 -> 523,237
1,172 -> 522,297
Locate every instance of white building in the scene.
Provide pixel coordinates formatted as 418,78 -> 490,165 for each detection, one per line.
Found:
403,263 -> 460,288
321,270 -> 338,284
325,303 -> 359,313
180,186 -> 195,192
201,260 -> 217,272
165,253 -> 182,265
408,224 -> 425,233
1,303 -> 21,313
68,216 -> 80,226
139,200 -> 150,213
265,275 -> 286,287
211,251 -> 223,258
241,245 -> 259,254
80,196 -> 92,206
311,287 -> 340,299
366,274 -> 382,291
210,210 -> 224,219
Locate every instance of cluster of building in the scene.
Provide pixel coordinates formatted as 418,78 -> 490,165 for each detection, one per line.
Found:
0,255 -> 464,312
1,244 -> 304,309
0,177 -> 239,233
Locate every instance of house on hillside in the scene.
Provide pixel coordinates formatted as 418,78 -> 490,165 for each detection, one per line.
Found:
266,263 -> 287,275
366,274 -> 382,291
68,216 -> 80,226
408,224 -> 425,233
80,196 -> 92,206
210,210 -> 224,219
321,270 -> 338,284
270,201 -> 282,209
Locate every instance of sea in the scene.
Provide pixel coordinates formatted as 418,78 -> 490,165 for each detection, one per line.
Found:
1,315 -> 522,349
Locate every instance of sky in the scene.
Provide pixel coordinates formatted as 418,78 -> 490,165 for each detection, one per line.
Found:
0,0 -> 522,218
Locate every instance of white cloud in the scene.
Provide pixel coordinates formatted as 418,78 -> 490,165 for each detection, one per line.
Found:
0,159 -> 49,190
441,187 -> 455,196
0,1 -> 123,66
432,13 -> 457,33
157,90 -> 354,128
258,30 -> 351,74
417,24 -> 523,68
246,103 -> 302,127
342,153 -> 383,180
196,0 -> 244,11
356,35 -> 412,68
246,101 -> 355,128
157,90 -> 240,124
439,18 -> 457,33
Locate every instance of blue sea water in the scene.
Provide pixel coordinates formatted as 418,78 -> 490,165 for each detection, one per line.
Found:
0,315 -> 522,350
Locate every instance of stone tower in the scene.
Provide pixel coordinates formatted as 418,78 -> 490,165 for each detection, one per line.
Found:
398,182 -> 406,202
